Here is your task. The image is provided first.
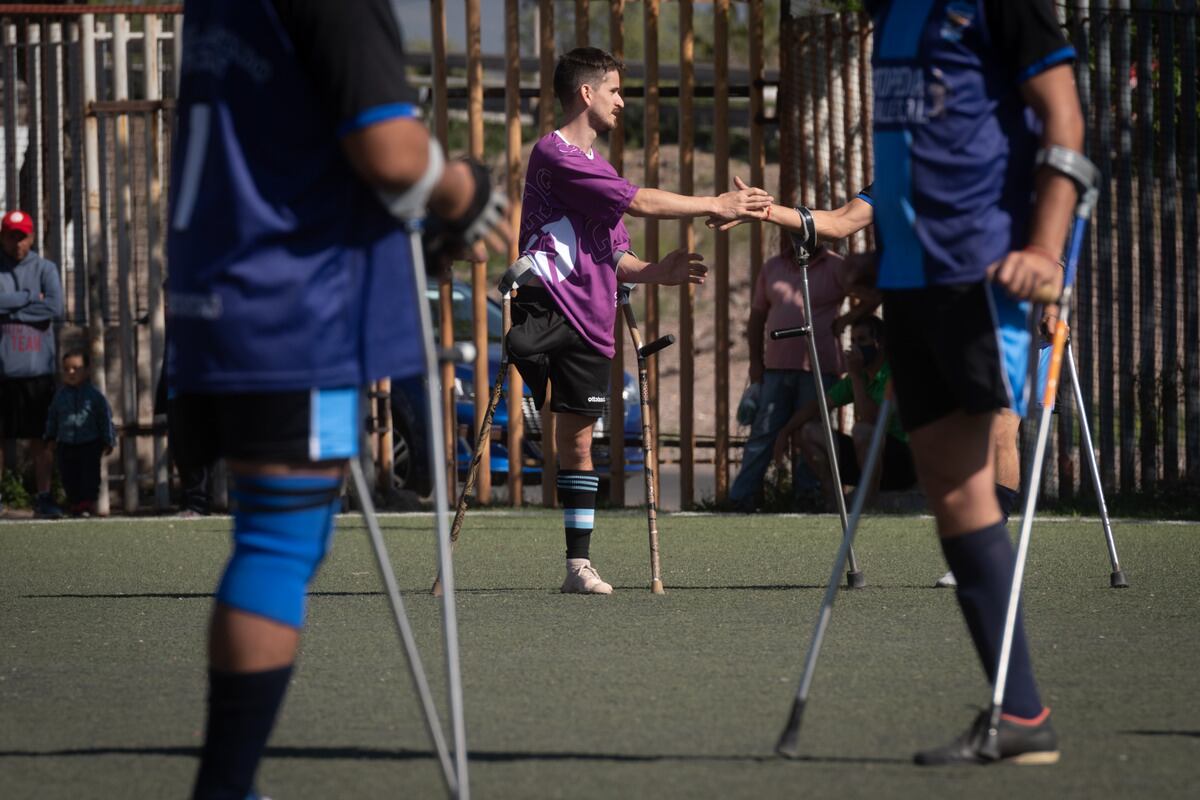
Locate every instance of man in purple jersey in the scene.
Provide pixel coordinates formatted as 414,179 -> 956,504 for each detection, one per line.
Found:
511,47 -> 772,593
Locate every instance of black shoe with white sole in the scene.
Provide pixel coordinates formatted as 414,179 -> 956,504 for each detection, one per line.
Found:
914,710 -> 1060,766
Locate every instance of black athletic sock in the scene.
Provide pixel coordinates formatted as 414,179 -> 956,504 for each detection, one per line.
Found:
995,484 -> 1019,524
940,523 -> 1044,720
192,665 -> 293,800
557,470 -> 599,560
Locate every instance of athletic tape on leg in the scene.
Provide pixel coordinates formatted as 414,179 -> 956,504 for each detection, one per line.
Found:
217,475 -> 342,628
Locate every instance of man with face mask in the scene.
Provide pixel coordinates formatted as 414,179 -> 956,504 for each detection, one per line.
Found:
771,315 -> 916,509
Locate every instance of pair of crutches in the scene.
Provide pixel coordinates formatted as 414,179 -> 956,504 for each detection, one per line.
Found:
770,245 -> 866,589
775,146 -> 1125,759
345,226 -> 471,798
434,258 -> 674,595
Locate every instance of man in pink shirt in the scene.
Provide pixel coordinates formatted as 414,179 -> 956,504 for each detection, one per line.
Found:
511,47 -> 771,593
731,237 -> 850,510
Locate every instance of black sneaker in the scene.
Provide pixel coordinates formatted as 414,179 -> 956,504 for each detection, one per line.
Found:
34,493 -> 65,520
914,710 -> 1060,766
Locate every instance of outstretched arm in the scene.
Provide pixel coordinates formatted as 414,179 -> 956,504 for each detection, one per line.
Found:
708,178 -> 874,240
628,181 -> 772,223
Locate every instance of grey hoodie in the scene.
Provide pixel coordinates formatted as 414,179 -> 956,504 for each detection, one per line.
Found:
0,250 -> 63,378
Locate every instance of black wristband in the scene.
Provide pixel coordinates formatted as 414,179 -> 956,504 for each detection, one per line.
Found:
790,205 -> 818,263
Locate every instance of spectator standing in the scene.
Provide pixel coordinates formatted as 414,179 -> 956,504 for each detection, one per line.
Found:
44,349 -> 115,516
730,237 -> 850,510
0,209 -> 64,518
772,315 -> 916,509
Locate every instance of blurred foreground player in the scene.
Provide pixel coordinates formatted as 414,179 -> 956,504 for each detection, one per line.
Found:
865,0 -> 1083,764
510,47 -> 771,593
168,2 -> 508,797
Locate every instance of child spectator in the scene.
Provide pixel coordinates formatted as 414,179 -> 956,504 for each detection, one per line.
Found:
44,349 -> 114,516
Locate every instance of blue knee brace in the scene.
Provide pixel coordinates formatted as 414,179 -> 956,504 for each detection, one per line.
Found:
216,474 -> 342,628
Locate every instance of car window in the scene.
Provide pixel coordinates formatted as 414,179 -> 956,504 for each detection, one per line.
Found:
425,284 -> 503,342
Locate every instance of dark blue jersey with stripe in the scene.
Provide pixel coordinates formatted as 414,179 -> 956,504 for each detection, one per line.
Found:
867,0 -> 1073,289
166,0 -> 424,393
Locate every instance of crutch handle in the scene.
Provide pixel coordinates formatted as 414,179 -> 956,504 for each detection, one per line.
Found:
1030,281 -> 1062,305
639,334 -> 675,359
438,343 -> 476,364
770,326 -> 811,340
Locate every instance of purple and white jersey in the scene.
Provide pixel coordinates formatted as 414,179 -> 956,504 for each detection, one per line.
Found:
519,131 -> 638,358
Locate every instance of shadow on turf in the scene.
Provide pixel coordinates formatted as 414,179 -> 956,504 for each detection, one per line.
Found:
0,745 -> 905,766
21,585 -> 849,599
1120,730 -> 1200,739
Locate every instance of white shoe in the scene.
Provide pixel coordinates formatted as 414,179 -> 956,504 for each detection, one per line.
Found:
561,559 -> 613,595
935,570 -> 957,588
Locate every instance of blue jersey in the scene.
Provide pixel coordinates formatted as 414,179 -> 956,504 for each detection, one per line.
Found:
167,0 -> 424,393
868,0 -> 1073,289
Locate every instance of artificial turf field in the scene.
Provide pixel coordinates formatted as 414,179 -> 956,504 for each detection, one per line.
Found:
1,511 -> 1197,799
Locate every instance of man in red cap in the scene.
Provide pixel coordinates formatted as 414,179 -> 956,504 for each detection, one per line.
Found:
1,209 -> 65,518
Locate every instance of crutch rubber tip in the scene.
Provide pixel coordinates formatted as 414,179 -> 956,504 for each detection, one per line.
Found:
845,570 -> 866,589
774,699 -> 806,759
1110,570 -> 1129,589
650,579 -> 665,595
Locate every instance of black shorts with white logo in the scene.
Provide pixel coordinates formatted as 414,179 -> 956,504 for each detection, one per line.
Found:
506,287 -> 610,418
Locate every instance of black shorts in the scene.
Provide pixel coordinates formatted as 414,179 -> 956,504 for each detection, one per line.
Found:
883,282 -> 1023,433
171,387 -> 360,467
833,431 -> 918,491
0,375 -> 56,439
506,286 -> 610,418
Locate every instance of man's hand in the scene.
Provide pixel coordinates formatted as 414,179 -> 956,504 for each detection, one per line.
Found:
772,429 -> 793,464
708,176 -> 772,224
424,159 -> 513,272
654,248 -> 708,286
987,249 -> 1062,301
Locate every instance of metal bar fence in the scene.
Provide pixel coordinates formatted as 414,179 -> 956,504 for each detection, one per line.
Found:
2,1 -> 1196,514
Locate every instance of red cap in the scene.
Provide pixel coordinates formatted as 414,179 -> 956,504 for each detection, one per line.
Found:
2,210 -> 34,236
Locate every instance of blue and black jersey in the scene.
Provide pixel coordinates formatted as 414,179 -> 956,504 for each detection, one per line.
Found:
167,0 -> 426,393
856,183 -> 874,207
867,0 -> 1074,289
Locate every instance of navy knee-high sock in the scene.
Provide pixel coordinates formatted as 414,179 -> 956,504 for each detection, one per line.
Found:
940,523 -> 1044,720
193,665 -> 292,800
995,484 -> 1019,524
558,470 -> 598,560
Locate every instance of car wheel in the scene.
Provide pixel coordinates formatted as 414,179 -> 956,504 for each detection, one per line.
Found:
392,418 -> 431,496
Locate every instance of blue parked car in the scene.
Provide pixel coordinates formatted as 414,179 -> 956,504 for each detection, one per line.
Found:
389,280 -> 643,495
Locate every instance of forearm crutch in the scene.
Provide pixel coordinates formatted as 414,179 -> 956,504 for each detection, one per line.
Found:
982,146 -> 1101,760
619,283 -> 675,595
377,225 -> 471,798
1064,342 -> 1127,588
775,228 -> 865,588
432,256 -> 537,597
776,394 -> 893,758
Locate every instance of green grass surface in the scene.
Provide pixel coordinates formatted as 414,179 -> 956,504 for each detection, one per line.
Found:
2,511 -> 1198,798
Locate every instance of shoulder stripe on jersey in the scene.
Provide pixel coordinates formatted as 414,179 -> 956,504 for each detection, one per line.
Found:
337,102 -> 421,137
1016,46 -> 1076,84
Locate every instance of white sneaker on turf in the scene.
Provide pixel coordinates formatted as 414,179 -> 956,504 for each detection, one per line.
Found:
935,570 -> 957,588
561,559 -> 613,595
